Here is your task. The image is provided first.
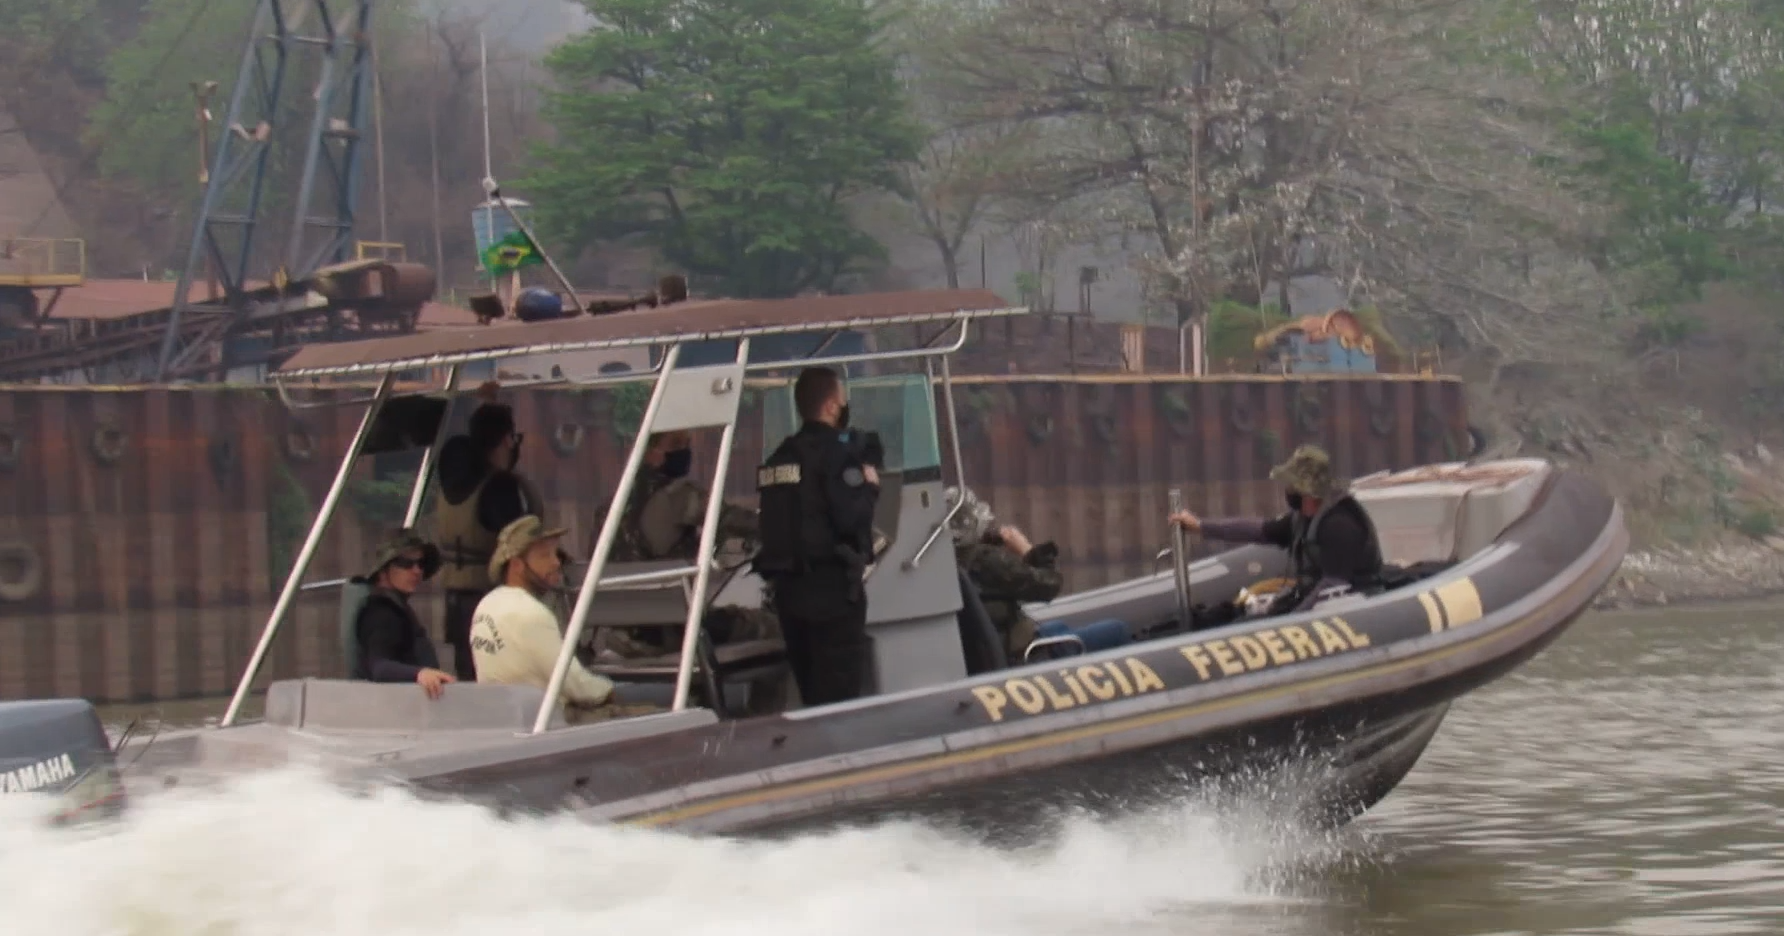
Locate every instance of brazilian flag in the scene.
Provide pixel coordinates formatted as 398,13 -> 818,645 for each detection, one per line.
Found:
480,229 -> 544,276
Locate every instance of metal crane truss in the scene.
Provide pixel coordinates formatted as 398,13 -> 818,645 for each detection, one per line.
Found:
0,258 -> 436,383
153,0 -> 376,380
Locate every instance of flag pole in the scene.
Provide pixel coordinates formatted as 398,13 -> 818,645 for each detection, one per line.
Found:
479,28 -> 499,299
482,176 -> 582,314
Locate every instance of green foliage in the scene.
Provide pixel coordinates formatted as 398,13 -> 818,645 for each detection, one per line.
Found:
1733,505 -> 1779,540
347,478 -> 413,531
1206,301 -> 1288,366
265,459 -> 312,592
527,0 -> 921,298
1572,122 -> 1735,312
87,0 -> 423,199
609,382 -> 652,441
86,0 -> 255,194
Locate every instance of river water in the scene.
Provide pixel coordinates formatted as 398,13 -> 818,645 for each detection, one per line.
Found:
0,599 -> 1779,936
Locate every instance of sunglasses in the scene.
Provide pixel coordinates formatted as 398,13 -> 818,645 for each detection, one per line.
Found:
387,556 -> 422,571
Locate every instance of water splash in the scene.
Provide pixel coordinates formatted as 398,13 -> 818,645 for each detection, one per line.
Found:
0,765 -> 1350,936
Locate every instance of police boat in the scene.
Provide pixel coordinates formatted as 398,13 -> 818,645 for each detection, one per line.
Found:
107,287 -> 1626,836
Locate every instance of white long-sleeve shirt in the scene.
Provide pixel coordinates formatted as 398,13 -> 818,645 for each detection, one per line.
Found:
469,586 -> 614,706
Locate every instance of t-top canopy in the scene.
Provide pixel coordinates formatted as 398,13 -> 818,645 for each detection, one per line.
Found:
277,288 -> 1022,378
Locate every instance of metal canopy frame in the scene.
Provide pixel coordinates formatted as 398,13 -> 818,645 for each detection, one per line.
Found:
221,306 -> 1008,731
275,305 -> 1028,380
156,0 -> 376,381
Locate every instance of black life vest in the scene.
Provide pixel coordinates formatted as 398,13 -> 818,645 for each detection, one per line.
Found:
755,427 -> 848,578
1288,494 -> 1385,589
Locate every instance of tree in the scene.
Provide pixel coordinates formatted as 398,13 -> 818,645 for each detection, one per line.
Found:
939,0 -> 1598,362
1508,0 -> 1784,320
526,0 -> 921,298
883,0 -> 1032,288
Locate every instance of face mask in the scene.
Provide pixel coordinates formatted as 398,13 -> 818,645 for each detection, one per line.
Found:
1285,491 -> 1304,513
835,403 -> 851,429
661,448 -> 693,479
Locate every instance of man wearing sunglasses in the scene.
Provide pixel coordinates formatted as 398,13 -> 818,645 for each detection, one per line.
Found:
349,529 -> 456,699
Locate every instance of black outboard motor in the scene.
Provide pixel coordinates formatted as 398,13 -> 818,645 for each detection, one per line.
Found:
0,699 -> 127,826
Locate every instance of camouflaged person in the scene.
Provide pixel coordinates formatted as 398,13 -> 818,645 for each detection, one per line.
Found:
589,430 -> 787,713
1170,443 -> 1386,615
947,486 -> 1066,659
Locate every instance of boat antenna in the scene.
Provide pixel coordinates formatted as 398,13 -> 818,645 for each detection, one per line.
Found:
479,27 -> 493,188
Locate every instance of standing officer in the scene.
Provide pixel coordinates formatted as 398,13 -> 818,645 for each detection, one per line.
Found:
753,366 -> 882,707
434,385 -> 545,680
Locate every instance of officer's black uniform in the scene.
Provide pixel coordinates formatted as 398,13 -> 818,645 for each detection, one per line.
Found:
754,421 -> 882,706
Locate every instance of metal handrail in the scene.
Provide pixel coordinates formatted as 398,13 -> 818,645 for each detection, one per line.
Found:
905,349 -> 970,570
221,373 -> 394,727
1024,634 -> 1085,663
531,342 -> 686,734
277,306 -> 1007,379
1167,488 -> 1194,628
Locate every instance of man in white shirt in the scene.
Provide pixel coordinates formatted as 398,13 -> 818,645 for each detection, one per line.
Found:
469,515 -> 620,719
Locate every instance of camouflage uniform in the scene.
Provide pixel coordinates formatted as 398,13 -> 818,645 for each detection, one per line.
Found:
947,486 -> 1066,659
592,469 -> 786,714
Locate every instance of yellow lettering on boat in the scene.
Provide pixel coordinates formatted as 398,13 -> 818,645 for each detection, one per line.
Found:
1006,679 -> 1047,715
970,657 -> 1171,721
1256,629 -> 1297,666
1331,617 -> 1371,648
1076,666 -> 1117,701
1229,635 -> 1270,670
1180,644 -> 1214,681
971,615 -> 1386,722
1059,670 -> 1091,705
1206,639 -> 1245,676
1035,674 -> 1077,710
1280,625 -> 1322,660
971,686 -> 1009,722
1125,658 -> 1166,693
1176,617 -> 1372,684
1311,621 -> 1352,654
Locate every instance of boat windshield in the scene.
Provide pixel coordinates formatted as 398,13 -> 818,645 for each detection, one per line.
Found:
759,372 -> 941,473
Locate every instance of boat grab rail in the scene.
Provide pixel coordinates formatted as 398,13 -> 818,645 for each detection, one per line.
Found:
269,355 -> 669,411
1024,634 -> 1086,663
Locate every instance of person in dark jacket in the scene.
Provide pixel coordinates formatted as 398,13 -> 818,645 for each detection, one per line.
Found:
1169,444 -> 1385,615
433,383 -> 547,681
753,367 -> 881,706
352,529 -> 455,699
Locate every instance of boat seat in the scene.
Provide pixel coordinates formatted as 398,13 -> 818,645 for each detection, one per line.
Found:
264,678 -> 572,734
573,560 -> 789,717
1354,459 -> 1553,566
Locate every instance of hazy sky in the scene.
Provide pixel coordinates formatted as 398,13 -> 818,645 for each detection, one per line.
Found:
417,0 -> 593,55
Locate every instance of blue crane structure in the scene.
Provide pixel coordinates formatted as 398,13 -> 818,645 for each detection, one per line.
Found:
152,0 -> 376,381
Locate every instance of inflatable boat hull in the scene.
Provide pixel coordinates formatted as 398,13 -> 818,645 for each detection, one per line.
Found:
385,468 -> 1622,835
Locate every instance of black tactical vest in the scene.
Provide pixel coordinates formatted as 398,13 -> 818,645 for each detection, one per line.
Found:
1289,494 -> 1385,588
754,429 -> 845,578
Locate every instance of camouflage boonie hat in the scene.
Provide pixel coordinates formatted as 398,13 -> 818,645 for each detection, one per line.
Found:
366,529 -> 441,581
488,515 -> 569,581
945,486 -> 998,544
1269,444 -> 1342,500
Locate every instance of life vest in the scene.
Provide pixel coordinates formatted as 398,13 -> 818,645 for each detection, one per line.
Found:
435,471 -> 546,592
1288,493 -> 1385,589
755,428 -> 861,578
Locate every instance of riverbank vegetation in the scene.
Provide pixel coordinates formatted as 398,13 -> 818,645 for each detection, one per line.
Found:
8,0 -> 1784,545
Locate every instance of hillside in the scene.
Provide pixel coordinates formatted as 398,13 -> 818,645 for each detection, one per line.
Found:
1463,284 -> 1784,551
